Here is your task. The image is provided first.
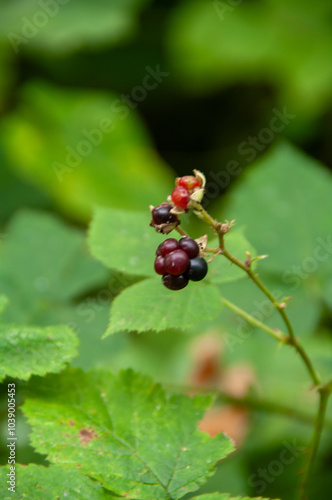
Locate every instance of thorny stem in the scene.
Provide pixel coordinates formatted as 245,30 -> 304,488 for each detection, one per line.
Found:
193,201 -> 331,498
298,382 -> 332,500
194,202 -> 321,387
205,247 -> 220,253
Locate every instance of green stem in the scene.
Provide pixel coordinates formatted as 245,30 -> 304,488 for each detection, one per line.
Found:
175,226 -> 188,237
298,383 -> 332,500
220,235 -> 296,340
221,296 -> 287,343
205,247 -> 220,253
195,202 -> 321,388
193,201 -> 329,498
289,339 -> 322,387
220,237 -> 322,388
195,204 -> 292,328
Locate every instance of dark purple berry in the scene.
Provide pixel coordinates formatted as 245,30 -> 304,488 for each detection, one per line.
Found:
154,256 -> 165,275
164,249 -> 190,276
156,238 -> 179,257
187,257 -> 208,281
179,237 -> 199,259
152,204 -> 178,225
162,273 -> 189,291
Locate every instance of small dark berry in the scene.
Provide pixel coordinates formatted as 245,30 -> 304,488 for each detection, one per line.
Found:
156,238 -> 179,257
171,186 -> 190,210
152,203 -> 178,225
187,257 -> 208,281
162,273 -> 189,291
164,249 -> 190,276
154,256 -> 166,275
179,237 -> 199,259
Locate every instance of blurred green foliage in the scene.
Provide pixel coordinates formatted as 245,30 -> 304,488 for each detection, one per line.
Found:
0,82 -> 173,221
167,0 -> 332,121
0,0 -> 150,54
0,0 -> 331,499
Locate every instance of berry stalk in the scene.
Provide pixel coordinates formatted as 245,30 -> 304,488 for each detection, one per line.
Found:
148,170 -> 331,499
298,381 -> 331,500
193,200 -> 321,388
191,199 -> 330,500
220,296 -> 287,343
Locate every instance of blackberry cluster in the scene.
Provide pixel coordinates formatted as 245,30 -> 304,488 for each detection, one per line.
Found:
154,237 -> 208,291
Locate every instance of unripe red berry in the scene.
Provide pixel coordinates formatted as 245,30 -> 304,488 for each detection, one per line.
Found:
178,175 -> 201,191
171,186 -> 190,210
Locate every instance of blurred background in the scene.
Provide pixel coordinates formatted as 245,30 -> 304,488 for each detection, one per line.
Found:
0,0 -> 332,499
1,0 -> 332,224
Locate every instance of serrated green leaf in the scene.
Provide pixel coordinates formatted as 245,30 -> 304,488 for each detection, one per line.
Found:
0,82 -> 173,221
105,278 -> 222,336
0,324 -> 78,381
208,227 -> 256,284
221,143 -> 332,278
22,368 -> 234,499
89,206 -> 162,278
219,142 -> 332,334
192,495 -> 274,500
0,209 -> 115,371
0,209 -> 108,324
0,464 -> 110,500
0,0 -> 150,55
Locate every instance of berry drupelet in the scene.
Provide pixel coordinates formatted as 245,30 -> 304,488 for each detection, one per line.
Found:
162,274 -> 189,291
156,238 -> 179,257
171,186 -> 191,210
164,249 -> 189,276
179,236 -> 199,259
171,174 -> 203,210
176,175 -> 201,191
187,257 -> 208,281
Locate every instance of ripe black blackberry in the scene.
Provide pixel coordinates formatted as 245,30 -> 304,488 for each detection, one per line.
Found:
186,257 -> 208,281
